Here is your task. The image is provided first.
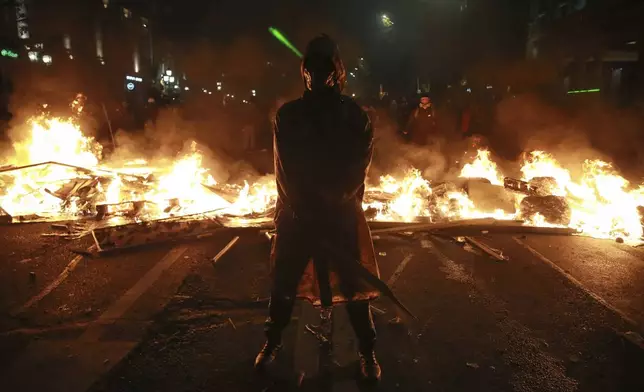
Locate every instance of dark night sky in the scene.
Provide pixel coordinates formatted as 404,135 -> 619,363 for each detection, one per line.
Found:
154,0 -> 530,92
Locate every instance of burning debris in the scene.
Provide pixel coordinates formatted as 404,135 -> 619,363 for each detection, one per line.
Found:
1,110 -> 644,251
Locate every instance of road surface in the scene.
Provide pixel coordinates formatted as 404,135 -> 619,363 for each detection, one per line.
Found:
0,222 -> 643,391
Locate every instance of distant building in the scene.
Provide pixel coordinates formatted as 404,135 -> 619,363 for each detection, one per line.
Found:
526,0 -> 644,105
0,0 -> 170,107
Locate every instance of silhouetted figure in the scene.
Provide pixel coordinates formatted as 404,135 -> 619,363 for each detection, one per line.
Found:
405,95 -> 436,145
255,34 -> 381,384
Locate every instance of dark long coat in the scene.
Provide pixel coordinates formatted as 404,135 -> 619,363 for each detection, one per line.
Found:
407,105 -> 436,145
271,90 -> 380,305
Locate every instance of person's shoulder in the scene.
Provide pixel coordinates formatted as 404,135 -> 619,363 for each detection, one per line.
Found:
339,94 -> 363,112
276,98 -> 303,119
340,95 -> 371,134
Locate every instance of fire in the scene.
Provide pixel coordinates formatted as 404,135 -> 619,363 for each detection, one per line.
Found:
520,152 -> 644,240
1,105 -> 643,244
0,114 -> 274,220
364,169 -> 432,222
12,116 -> 101,167
0,116 -> 102,217
459,149 -> 503,185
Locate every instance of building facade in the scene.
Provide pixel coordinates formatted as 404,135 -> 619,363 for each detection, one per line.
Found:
526,0 -> 644,105
1,0 -> 166,110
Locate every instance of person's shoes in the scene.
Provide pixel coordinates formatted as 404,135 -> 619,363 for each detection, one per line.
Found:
254,342 -> 281,373
358,350 -> 382,383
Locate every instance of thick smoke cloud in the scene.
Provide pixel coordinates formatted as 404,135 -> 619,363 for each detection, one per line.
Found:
492,93 -> 644,181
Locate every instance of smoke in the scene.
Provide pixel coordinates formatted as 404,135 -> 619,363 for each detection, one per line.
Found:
104,106 -> 262,185
492,93 -> 644,181
368,110 -> 451,184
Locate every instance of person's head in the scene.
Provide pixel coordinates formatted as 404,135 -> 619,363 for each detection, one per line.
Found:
420,95 -> 431,106
301,34 -> 346,93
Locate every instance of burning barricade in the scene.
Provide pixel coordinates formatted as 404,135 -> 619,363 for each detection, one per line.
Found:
1,111 -> 644,254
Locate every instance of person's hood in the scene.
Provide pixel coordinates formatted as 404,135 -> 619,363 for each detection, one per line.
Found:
300,34 -> 346,94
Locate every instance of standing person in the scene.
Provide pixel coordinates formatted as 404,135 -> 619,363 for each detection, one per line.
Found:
405,94 -> 436,145
241,123 -> 256,151
255,34 -> 382,383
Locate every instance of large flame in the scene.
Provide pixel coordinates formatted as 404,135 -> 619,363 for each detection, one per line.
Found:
460,149 -> 503,185
363,169 -> 432,222
1,109 -> 643,244
520,151 -> 644,240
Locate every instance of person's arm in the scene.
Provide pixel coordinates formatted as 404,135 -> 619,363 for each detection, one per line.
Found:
404,109 -> 416,135
341,113 -> 374,200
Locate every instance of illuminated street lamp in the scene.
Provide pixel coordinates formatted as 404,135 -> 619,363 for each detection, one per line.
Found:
381,13 -> 394,28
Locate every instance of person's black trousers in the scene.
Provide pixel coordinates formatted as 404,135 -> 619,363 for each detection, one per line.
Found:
264,235 -> 376,352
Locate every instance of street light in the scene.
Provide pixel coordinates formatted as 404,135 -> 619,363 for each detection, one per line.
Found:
381,13 -> 394,28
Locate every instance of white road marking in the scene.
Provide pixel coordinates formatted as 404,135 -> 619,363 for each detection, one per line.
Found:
79,245 -> 188,341
387,253 -> 414,287
513,237 -> 639,328
15,245 -> 97,314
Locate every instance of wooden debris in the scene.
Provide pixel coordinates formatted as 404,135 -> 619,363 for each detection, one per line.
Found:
0,206 -> 11,224
370,218 -> 578,237
520,195 -> 572,226
91,216 -> 227,252
465,181 -> 516,214
504,177 -> 538,195
227,317 -> 236,330
370,218 -> 502,234
528,177 -> 560,196
463,236 -> 508,261
211,236 -> 241,265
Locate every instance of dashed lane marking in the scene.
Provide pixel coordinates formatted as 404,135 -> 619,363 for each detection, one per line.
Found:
79,245 -> 188,341
2,246 -> 188,392
14,245 -> 97,315
387,253 -> 414,287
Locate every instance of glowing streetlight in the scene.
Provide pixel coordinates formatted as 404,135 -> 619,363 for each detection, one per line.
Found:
381,14 -> 394,28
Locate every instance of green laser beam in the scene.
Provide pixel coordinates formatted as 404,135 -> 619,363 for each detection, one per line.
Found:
269,27 -> 303,58
567,88 -> 601,94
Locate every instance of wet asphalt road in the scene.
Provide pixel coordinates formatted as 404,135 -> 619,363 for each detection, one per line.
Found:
0,222 -> 644,392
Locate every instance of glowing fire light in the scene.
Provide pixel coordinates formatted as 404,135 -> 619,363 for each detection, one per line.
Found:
1,108 -> 643,245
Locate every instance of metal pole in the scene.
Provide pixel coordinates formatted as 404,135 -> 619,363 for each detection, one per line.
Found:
101,102 -> 116,149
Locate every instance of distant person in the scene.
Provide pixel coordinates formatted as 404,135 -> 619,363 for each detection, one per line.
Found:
255,34 -> 382,384
389,98 -> 398,118
241,102 -> 262,152
241,123 -> 256,151
405,94 -> 436,145
461,103 -> 472,137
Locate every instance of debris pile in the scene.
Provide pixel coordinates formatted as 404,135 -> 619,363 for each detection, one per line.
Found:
1,113 -> 644,252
